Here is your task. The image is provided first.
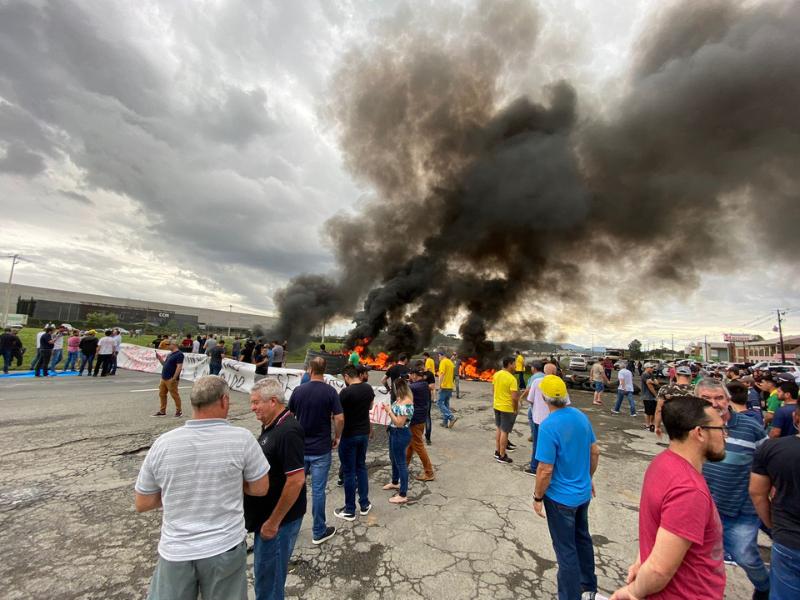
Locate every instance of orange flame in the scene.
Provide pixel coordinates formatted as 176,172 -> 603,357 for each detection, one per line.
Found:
462,357 -> 496,382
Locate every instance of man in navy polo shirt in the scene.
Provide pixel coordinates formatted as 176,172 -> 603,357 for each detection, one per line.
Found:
246,378 -> 306,600
154,341 -> 184,417
288,356 -> 343,545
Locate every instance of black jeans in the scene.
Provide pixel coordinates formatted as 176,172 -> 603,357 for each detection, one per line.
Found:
94,354 -> 112,376
35,349 -> 52,376
543,496 -> 597,600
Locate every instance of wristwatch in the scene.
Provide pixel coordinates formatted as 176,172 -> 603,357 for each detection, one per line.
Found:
533,495 -> 544,503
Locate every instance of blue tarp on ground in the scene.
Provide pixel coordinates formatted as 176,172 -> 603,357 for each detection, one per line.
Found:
0,370 -> 82,379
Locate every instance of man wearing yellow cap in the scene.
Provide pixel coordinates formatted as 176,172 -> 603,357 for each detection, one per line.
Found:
532,375 -> 601,600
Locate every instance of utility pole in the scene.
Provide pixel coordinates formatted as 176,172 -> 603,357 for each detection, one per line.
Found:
704,334 -> 708,362
777,308 -> 786,363
227,304 -> 232,338
2,254 -> 20,328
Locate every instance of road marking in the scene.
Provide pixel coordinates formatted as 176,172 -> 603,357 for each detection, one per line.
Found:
129,386 -> 191,392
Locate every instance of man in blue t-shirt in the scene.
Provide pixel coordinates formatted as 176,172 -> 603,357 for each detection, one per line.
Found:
288,356 -> 343,545
154,340 -> 184,417
770,381 -> 798,438
533,375 -> 600,600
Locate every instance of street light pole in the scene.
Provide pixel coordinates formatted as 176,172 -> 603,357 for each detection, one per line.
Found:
777,308 -> 786,363
2,254 -> 20,328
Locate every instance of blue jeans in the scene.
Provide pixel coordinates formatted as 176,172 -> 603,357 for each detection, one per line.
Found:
338,435 -> 370,514
79,353 -> 94,375
614,390 -> 636,415
543,496 -> 597,600
720,513 -> 769,592
253,516 -> 303,600
29,348 -> 42,370
528,406 -> 539,471
49,348 -> 63,370
2,349 -> 12,373
304,452 -> 332,539
437,389 -> 454,425
388,427 -> 411,496
63,350 -> 79,371
772,541 -> 800,599
209,362 -> 221,375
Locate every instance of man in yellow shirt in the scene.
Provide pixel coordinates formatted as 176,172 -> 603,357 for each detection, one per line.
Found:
423,352 -> 436,378
515,350 -> 526,390
436,350 -> 457,428
493,356 -> 519,464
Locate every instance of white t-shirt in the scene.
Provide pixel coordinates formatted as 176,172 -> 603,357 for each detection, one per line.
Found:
112,334 -> 122,351
51,334 -> 64,350
97,336 -> 116,355
527,374 -> 571,425
191,340 -> 200,353
135,419 -> 269,561
35,331 -> 44,349
618,368 -> 634,392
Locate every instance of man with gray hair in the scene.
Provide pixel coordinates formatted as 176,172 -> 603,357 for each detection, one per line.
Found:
135,376 -> 270,600
532,374 -> 600,600
696,377 -> 770,599
245,378 -> 306,600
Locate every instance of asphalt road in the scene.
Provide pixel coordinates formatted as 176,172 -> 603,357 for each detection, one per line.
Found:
0,369 -> 756,599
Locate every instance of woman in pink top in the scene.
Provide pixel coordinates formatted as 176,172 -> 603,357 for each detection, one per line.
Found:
63,331 -> 81,371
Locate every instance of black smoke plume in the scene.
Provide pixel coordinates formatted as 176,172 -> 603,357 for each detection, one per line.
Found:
272,0 -> 800,364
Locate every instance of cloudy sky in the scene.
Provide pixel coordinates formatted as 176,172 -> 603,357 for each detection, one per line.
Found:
1,0 -> 797,349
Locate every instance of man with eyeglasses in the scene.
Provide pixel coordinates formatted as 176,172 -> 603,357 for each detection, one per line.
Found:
750,402 -> 800,599
610,395 -> 726,600
696,378 -> 770,599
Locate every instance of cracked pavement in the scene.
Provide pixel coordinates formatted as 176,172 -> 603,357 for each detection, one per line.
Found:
1,370 -> 757,599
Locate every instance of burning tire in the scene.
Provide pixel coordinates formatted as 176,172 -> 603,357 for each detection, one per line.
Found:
304,350 -> 348,375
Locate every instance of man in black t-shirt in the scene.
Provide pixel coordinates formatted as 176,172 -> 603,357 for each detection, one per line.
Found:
407,368 -> 435,480
245,378 -> 307,600
751,404 -> 800,598
334,365 -> 375,521
1,328 -> 15,374
383,353 -> 410,402
35,327 -> 54,377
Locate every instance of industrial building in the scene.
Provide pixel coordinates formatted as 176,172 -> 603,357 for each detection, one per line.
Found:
1,283 -> 276,333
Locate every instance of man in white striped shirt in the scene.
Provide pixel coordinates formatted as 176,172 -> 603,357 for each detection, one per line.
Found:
135,376 -> 270,600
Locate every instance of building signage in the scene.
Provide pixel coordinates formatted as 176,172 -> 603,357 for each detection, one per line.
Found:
723,333 -> 758,343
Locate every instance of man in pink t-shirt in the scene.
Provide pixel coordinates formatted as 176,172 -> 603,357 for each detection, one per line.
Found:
611,395 -> 727,600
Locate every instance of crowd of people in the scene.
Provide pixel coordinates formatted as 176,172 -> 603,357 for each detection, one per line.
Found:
495,356 -> 799,600
0,325 -> 127,377
129,340 -> 800,600
135,350 -> 463,600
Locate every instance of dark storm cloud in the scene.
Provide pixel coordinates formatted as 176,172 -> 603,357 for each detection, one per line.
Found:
0,0 -> 352,309
273,0 -> 800,360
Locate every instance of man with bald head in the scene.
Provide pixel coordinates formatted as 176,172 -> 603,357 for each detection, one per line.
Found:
288,356 -> 344,545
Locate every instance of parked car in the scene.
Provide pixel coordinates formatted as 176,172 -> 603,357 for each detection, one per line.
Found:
752,361 -> 798,370
568,357 -> 588,371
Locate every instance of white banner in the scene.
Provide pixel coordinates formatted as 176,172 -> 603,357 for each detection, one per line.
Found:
118,344 -> 391,425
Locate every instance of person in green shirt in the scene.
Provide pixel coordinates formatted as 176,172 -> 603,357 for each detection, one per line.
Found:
348,349 -> 360,367
761,375 -> 781,426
